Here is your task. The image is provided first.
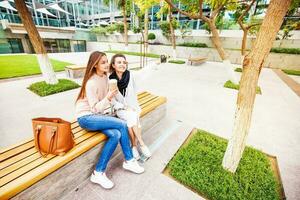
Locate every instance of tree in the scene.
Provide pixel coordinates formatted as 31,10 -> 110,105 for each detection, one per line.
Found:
133,0 -> 160,52
157,1 -> 178,58
222,0 -> 292,173
103,0 -> 131,48
15,0 -> 58,84
165,0 -> 238,83
165,0 -> 238,61
236,0 -> 261,56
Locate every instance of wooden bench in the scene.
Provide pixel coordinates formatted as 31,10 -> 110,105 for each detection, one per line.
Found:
0,91 -> 167,200
65,65 -> 86,79
188,56 -> 207,66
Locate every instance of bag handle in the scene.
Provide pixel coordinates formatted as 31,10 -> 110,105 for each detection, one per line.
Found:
35,125 -> 57,158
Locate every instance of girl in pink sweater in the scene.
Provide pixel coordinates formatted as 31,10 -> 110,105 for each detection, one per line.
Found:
75,51 -> 144,189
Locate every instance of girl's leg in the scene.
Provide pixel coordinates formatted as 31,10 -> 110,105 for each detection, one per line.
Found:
132,126 -> 145,146
128,127 -> 137,147
78,114 -> 133,164
95,129 -> 120,172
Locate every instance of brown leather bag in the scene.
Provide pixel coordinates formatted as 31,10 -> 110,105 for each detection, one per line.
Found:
32,117 -> 75,157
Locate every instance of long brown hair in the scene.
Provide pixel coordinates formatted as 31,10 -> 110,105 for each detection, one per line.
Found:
109,54 -> 127,73
76,51 -> 106,102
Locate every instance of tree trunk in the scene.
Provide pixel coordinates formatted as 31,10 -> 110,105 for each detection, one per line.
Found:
15,0 -> 58,84
168,5 -> 176,59
222,0 -> 291,173
241,28 -> 248,56
144,8 -> 149,51
207,20 -> 227,60
122,0 -> 128,49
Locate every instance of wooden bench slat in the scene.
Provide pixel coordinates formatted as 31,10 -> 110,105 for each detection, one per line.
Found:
0,128 -> 89,171
0,92 -> 152,162
0,122 -> 80,162
141,97 -> 167,117
0,96 -> 164,180
0,93 -> 160,172
0,92 -> 167,199
0,131 -> 101,187
0,133 -> 107,200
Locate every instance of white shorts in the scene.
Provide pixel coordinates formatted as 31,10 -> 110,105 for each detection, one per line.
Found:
116,109 -> 141,128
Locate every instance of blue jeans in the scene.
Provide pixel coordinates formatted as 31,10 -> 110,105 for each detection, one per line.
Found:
78,114 -> 133,172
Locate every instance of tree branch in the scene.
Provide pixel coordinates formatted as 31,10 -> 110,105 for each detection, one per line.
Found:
199,0 -> 203,17
246,23 -> 261,29
238,0 -> 256,24
211,4 -> 224,19
164,0 -> 205,20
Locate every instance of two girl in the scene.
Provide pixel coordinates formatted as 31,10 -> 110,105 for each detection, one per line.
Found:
75,51 -> 149,189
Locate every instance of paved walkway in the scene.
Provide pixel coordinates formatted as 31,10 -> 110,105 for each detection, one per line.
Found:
0,54 -> 299,199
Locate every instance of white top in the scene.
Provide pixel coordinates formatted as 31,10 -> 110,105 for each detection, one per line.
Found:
112,73 -> 141,114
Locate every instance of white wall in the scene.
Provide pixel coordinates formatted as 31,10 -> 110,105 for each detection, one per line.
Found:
96,30 -> 300,49
87,41 -> 300,70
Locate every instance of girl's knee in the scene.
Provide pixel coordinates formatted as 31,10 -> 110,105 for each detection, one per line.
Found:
112,130 -> 121,140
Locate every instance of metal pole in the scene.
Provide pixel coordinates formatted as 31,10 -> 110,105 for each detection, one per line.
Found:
151,6 -> 154,30
72,2 -> 76,27
91,0 -> 94,27
65,1 -> 70,27
32,0 -> 39,25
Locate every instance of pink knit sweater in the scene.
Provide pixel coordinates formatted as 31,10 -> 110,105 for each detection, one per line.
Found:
75,74 -> 110,118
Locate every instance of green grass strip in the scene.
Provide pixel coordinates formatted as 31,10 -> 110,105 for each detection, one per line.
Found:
178,42 -> 208,48
168,60 -> 185,64
282,69 -> 300,76
168,129 -> 280,200
224,80 -> 262,94
234,67 -> 242,72
28,79 -> 80,97
0,55 -> 72,79
105,50 -> 160,58
270,47 -> 300,55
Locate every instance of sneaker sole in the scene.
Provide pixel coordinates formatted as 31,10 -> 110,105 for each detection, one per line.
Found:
123,164 -> 144,174
90,176 -> 114,189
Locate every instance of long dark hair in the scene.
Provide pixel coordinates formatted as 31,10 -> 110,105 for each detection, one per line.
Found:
76,51 -> 106,102
109,54 -> 127,73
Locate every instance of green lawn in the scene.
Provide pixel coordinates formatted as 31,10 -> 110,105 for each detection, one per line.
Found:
28,79 -> 80,97
168,60 -> 186,64
282,69 -> 300,76
235,67 -> 242,72
224,80 -> 262,94
0,55 -> 72,79
167,129 -> 280,200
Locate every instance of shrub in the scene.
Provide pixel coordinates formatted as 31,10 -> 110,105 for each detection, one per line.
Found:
28,79 -> 80,97
132,26 -> 141,34
148,33 -> 156,40
105,24 -> 116,34
159,20 -> 179,39
90,26 -> 106,36
270,47 -> 300,54
115,23 -> 128,34
178,42 -> 208,48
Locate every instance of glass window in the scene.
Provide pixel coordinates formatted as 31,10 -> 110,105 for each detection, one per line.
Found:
8,38 -> 24,53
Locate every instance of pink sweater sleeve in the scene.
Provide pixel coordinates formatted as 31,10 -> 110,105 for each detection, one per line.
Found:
85,80 -> 110,114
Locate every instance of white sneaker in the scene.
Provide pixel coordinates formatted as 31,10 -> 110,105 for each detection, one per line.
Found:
140,145 -> 151,158
123,159 -> 145,174
132,146 -> 140,160
90,171 -> 114,189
